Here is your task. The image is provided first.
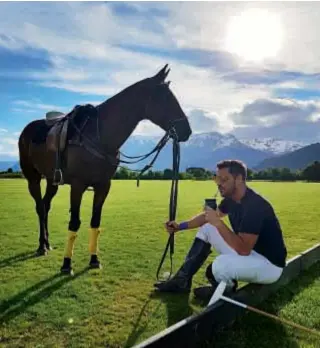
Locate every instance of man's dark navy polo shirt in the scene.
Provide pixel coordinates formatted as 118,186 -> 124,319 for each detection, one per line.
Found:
218,187 -> 287,268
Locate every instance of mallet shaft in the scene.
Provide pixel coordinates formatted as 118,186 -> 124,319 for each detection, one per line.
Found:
247,305 -> 320,337
220,295 -> 320,337
220,295 -> 246,308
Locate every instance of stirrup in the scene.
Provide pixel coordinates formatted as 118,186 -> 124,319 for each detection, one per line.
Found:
53,169 -> 64,185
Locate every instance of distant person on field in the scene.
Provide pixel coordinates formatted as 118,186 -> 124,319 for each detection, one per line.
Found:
154,159 -> 287,299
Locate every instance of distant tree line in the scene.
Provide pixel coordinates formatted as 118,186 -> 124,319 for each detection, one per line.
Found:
1,161 -> 320,182
113,166 -> 214,181
246,161 -> 320,182
0,167 -> 23,178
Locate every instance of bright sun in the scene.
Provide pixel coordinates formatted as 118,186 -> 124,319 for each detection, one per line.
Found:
225,8 -> 283,62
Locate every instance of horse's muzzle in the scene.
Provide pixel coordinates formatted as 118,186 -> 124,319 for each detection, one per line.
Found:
169,118 -> 192,142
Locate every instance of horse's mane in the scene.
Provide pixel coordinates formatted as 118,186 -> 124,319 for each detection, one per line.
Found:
97,77 -> 151,111
96,64 -> 171,113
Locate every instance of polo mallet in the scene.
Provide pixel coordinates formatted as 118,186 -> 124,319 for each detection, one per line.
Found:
208,281 -> 320,337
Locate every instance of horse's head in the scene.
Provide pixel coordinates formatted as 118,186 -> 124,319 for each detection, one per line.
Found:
143,65 -> 192,142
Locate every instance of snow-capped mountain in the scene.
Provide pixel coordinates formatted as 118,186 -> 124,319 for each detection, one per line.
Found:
238,137 -> 305,155
2,132 -> 310,172
183,132 -> 239,150
120,132 -> 291,171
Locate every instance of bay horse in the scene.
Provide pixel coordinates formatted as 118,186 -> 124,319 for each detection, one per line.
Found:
18,64 -> 192,275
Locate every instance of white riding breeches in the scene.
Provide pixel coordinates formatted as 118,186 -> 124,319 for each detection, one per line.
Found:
196,223 -> 283,288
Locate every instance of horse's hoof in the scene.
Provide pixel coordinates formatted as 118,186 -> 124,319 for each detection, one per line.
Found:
89,255 -> 102,269
60,267 -> 74,276
60,257 -> 73,275
36,248 -> 48,256
89,262 -> 102,269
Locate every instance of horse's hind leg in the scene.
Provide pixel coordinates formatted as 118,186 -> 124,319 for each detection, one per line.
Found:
27,177 -> 48,256
88,181 -> 111,269
60,181 -> 87,275
42,180 -> 58,250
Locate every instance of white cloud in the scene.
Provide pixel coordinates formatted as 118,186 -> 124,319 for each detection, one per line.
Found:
0,134 -> 19,158
161,2 -> 320,73
13,100 -> 66,111
230,98 -> 320,142
11,100 -> 70,118
230,98 -> 320,126
29,56 -> 271,136
1,2 -> 320,74
133,120 -> 165,136
133,108 -> 222,136
1,1 -> 320,143
0,128 -> 8,133
2,137 -> 17,146
187,109 -> 219,134
10,98 -> 105,120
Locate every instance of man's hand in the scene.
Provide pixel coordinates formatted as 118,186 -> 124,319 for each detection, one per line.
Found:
165,221 -> 179,234
204,207 -> 222,227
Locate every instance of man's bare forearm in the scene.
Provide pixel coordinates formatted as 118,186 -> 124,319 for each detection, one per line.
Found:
184,209 -> 225,230
185,212 -> 206,230
215,220 -> 248,254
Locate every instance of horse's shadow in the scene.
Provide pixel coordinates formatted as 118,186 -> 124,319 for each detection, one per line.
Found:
0,251 -> 37,269
0,267 -> 89,324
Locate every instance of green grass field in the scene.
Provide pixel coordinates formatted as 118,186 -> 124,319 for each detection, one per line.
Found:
0,179 -> 319,348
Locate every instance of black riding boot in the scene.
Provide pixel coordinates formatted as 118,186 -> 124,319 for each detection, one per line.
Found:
154,238 -> 211,293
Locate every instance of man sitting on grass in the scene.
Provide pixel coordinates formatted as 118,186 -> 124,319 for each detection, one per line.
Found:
154,159 -> 288,299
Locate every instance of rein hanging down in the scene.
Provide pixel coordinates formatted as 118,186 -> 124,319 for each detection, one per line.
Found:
156,133 -> 180,281
119,126 -> 181,280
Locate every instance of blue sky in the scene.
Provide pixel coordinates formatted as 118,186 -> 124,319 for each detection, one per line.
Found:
1,1 -> 320,159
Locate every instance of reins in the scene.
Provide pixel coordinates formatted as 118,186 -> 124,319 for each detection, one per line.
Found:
120,127 -> 181,281
119,127 -> 181,280
70,110 -> 183,190
156,128 -> 180,281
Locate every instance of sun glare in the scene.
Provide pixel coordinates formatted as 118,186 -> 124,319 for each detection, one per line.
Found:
225,9 -> 283,62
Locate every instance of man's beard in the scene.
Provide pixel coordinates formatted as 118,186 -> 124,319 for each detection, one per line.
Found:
222,183 -> 236,198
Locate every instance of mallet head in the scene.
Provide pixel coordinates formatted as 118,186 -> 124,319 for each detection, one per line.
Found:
208,281 -> 227,306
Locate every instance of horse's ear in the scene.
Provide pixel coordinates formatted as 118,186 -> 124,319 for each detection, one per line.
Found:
153,64 -> 170,83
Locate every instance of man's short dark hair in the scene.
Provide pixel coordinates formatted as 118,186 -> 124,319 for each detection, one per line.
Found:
216,159 -> 247,180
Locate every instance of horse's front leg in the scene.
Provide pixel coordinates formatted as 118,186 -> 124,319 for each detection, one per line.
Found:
89,181 -> 111,269
27,178 -> 47,256
60,181 -> 87,275
42,180 -> 58,251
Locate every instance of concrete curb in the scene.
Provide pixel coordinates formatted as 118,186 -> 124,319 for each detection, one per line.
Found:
133,243 -> 320,348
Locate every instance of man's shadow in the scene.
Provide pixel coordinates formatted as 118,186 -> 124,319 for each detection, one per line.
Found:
0,267 -> 89,324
